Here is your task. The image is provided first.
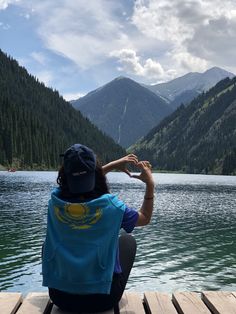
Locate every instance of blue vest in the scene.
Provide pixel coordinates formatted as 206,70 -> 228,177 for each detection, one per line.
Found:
42,188 -> 125,294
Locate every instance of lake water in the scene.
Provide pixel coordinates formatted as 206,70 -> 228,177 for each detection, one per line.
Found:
0,171 -> 236,294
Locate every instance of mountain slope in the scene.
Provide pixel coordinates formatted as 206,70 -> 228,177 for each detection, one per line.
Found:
0,50 -> 125,169
131,77 -> 236,175
72,77 -> 172,148
147,67 -> 235,109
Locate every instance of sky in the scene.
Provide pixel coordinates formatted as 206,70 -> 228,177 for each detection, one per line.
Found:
0,0 -> 236,101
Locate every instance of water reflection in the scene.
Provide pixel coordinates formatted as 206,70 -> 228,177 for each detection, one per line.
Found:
0,171 -> 235,293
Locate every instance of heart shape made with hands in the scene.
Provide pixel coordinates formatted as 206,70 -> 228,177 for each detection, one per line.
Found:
124,160 -> 152,178
116,154 -> 152,179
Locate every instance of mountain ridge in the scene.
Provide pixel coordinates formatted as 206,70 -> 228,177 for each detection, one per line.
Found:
146,67 -> 235,109
72,67 -> 235,149
72,77 -> 172,148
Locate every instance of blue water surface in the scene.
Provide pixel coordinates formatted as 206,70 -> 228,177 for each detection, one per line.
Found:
0,171 -> 235,293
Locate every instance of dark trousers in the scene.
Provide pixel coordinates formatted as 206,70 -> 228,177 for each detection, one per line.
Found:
49,234 -> 137,313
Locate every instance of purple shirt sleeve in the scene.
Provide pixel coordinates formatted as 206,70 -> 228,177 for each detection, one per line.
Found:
121,206 -> 139,233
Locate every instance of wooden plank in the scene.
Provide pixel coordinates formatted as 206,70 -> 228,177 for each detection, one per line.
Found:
51,292 -> 143,313
48,306 -> 66,314
51,302 -> 114,314
119,292 -> 145,314
51,305 -> 73,314
16,292 -> 51,314
202,291 -> 236,314
0,293 -> 22,314
144,291 -> 178,314
173,292 -> 211,314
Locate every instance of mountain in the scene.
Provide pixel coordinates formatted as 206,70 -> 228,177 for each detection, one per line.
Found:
147,67 -> 235,109
72,77 -> 172,148
0,50 -> 125,169
130,77 -> 236,175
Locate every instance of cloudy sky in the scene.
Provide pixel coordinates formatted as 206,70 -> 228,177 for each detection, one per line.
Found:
1,0 -> 236,100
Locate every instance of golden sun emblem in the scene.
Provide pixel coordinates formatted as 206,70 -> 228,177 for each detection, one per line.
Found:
66,203 -> 88,219
54,203 -> 102,229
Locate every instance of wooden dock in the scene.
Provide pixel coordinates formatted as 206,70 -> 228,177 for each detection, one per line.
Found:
1,291 -> 236,314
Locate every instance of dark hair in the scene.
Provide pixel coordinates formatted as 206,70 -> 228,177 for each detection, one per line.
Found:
57,160 -> 109,201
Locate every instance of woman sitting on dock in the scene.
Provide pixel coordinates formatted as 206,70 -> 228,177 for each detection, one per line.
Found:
42,143 -> 154,312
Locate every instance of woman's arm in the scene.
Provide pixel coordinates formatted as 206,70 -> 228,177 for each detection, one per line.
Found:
131,161 -> 155,226
102,154 -> 138,175
103,156 -> 155,226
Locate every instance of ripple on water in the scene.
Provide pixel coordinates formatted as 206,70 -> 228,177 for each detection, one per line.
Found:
0,172 -> 236,293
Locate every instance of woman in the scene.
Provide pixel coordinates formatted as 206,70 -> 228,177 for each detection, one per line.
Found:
42,143 -> 154,312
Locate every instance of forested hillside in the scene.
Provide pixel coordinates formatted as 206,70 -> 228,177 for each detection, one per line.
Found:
131,77 -> 236,175
0,50 -> 125,169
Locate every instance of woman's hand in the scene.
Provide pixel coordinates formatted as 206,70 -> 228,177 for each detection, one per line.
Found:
131,161 -> 154,186
102,154 -> 138,175
113,154 -> 139,175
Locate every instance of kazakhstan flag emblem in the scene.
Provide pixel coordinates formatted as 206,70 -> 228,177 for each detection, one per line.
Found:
54,203 -> 102,229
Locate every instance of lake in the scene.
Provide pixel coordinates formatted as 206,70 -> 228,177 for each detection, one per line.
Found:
0,171 -> 235,294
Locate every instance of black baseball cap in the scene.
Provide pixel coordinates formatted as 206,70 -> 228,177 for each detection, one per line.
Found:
62,144 -> 96,194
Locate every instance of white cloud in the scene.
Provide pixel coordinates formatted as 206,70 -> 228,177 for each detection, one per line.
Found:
0,0 -> 19,10
144,58 -> 165,78
63,92 -> 85,102
4,0 -> 236,88
110,48 -> 168,81
28,0 -> 235,80
0,21 -> 10,29
171,50 -> 208,73
27,1 -> 130,70
110,49 -> 143,75
132,0 -> 193,44
31,51 -> 47,65
132,0 -> 236,75
187,16 -> 236,67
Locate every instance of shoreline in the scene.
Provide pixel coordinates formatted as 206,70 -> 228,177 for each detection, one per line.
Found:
0,168 -> 235,176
